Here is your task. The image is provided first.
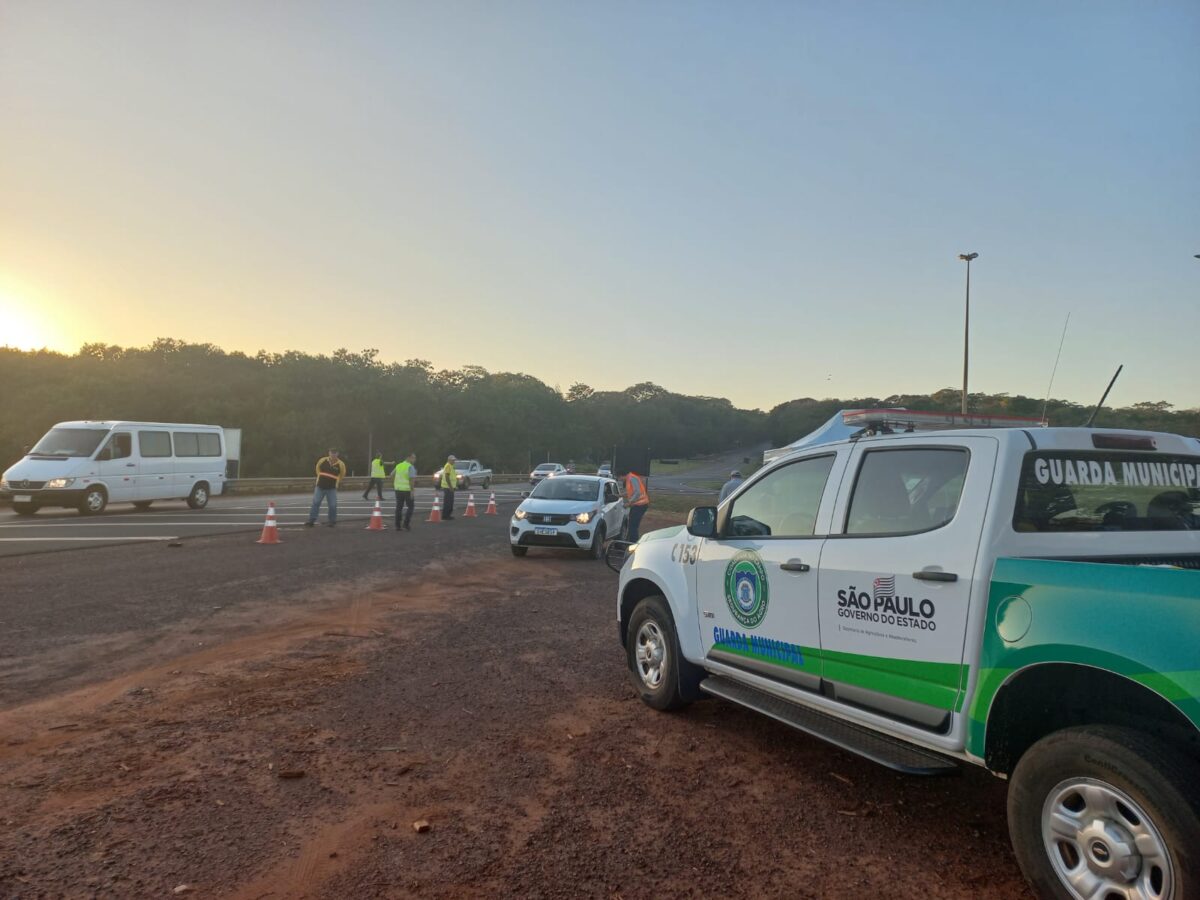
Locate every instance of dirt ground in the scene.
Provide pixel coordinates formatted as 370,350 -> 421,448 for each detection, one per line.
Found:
0,517 -> 1031,898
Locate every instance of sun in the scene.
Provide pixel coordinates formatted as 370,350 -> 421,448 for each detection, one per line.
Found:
0,290 -> 56,351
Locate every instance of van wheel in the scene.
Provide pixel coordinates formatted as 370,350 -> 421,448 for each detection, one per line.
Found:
588,524 -> 607,559
626,595 -> 702,711
133,501 -> 153,511
187,483 -> 209,509
79,486 -> 108,516
1008,725 -> 1200,900
510,545 -> 527,557
12,502 -> 38,516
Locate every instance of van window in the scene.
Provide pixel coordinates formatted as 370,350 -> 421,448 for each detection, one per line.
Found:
845,448 -> 969,535
174,433 -> 199,457
1014,451 -> 1200,532
726,455 -> 836,538
139,431 -> 172,458
100,432 -> 132,461
197,433 -> 221,456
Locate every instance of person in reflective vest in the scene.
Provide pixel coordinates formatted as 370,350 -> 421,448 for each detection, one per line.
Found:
393,452 -> 417,531
362,452 -> 391,501
624,469 -> 650,541
307,448 -> 346,527
440,455 -> 459,519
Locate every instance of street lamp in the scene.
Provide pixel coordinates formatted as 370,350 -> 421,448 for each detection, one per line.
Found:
958,252 -> 979,415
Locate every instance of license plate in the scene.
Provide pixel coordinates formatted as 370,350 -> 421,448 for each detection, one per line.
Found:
14,495 -> 32,502
534,527 -> 557,536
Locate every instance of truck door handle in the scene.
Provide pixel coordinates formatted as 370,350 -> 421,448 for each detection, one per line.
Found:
913,570 -> 957,582
780,559 -> 811,573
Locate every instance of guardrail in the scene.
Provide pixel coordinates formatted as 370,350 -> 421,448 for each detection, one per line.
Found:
223,473 -> 532,495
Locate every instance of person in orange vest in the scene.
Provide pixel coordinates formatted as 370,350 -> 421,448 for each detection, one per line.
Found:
624,469 -> 650,541
306,447 -> 347,527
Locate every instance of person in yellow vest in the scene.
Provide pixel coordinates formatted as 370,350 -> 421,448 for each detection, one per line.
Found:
362,452 -> 391,501
624,468 -> 650,541
392,452 -> 417,531
306,448 -> 347,527
439,454 -> 459,519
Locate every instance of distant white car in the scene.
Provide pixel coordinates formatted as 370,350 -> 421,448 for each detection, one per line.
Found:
597,462 -> 613,478
511,475 -> 625,558
529,463 -> 566,485
454,459 -> 492,489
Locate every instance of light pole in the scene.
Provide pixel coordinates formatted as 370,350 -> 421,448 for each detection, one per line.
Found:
958,252 -> 978,415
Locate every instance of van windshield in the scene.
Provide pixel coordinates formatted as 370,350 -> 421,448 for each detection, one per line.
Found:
30,428 -> 109,458
1014,451 -> 1200,533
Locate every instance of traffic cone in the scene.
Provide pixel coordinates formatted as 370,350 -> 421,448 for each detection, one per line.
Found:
366,500 -> 384,531
485,492 -> 498,515
256,501 -> 281,544
464,494 -> 478,518
426,492 -> 442,523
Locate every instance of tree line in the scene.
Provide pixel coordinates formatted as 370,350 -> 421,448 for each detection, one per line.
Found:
1,341 -> 1195,476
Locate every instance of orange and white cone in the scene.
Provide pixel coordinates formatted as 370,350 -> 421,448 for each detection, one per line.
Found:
464,494 -> 478,518
366,500 -> 384,531
485,492 -> 498,515
256,501 -> 281,544
426,492 -> 442,523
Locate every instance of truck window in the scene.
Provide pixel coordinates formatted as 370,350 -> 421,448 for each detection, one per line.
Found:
139,431 -> 172,458
1014,451 -> 1200,532
845,448 -> 969,535
726,454 -> 835,538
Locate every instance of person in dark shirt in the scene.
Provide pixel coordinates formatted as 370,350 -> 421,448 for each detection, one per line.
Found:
307,448 -> 346,526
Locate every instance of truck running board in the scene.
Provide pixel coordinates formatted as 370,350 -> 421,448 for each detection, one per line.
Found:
699,675 -> 959,776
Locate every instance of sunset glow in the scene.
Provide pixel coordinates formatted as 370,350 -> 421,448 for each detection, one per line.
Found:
0,291 -> 56,352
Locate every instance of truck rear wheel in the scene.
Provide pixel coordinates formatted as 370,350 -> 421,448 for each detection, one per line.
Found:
626,595 -> 702,711
1008,725 -> 1200,900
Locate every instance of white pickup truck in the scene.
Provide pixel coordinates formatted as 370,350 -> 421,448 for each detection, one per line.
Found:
613,410 -> 1200,899
453,459 -> 492,490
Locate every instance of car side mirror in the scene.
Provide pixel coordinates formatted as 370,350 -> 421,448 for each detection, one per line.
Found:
521,490 -> 530,498
686,506 -> 718,538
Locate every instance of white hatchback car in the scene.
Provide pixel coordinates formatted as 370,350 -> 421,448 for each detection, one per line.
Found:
511,475 -> 626,558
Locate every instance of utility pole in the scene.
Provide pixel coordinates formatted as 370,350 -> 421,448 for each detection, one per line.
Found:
958,252 -> 979,415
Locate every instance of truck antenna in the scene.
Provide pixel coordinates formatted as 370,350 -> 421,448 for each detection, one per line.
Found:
1040,312 -> 1070,425
1084,364 -> 1123,428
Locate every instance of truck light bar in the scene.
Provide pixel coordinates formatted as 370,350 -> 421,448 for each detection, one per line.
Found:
842,409 -> 1047,433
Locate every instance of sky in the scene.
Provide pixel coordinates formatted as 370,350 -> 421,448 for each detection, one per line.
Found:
1,0 -> 1198,412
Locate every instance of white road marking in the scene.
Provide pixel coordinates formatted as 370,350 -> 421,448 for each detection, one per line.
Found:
0,536 -> 180,543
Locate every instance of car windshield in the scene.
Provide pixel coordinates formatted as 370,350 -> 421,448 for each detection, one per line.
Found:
30,427 -> 109,457
1014,451 -> 1200,533
535,464 -> 559,472
530,477 -> 599,502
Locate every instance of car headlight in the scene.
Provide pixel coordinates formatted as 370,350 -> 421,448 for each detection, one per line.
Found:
514,508 -> 527,520
47,478 -> 75,489
576,509 -> 597,525
0,480 -> 8,489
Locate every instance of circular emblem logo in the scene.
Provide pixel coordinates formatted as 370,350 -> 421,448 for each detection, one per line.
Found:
724,550 -> 769,628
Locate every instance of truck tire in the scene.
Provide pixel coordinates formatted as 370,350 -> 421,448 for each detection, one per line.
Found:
187,482 -> 210,509
483,477 -> 491,489
461,477 -> 470,490
1008,724 -> 1200,900
626,594 -> 703,711
78,486 -> 107,516
12,502 -> 38,516
588,524 -> 607,559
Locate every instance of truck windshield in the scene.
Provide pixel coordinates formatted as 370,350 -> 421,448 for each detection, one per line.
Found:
1014,451 -> 1200,532
530,478 -> 599,502
30,428 -> 109,458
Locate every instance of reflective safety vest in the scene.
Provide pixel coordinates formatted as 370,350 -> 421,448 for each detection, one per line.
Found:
441,463 -> 458,490
625,472 -> 649,506
370,458 -> 386,478
393,461 -> 415,491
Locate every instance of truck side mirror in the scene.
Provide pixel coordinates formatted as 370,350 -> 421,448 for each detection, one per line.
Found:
686,506 -> 718,538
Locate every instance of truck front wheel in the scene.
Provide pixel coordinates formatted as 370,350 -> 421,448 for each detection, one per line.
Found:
1008,725 -> 1200,900
626,595 -> 702,711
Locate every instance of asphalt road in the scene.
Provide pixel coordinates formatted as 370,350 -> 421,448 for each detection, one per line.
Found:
0,486 -> 524,557
650,444 -> 770,494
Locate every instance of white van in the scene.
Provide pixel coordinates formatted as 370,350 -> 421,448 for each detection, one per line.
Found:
1,421 -> 228,516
